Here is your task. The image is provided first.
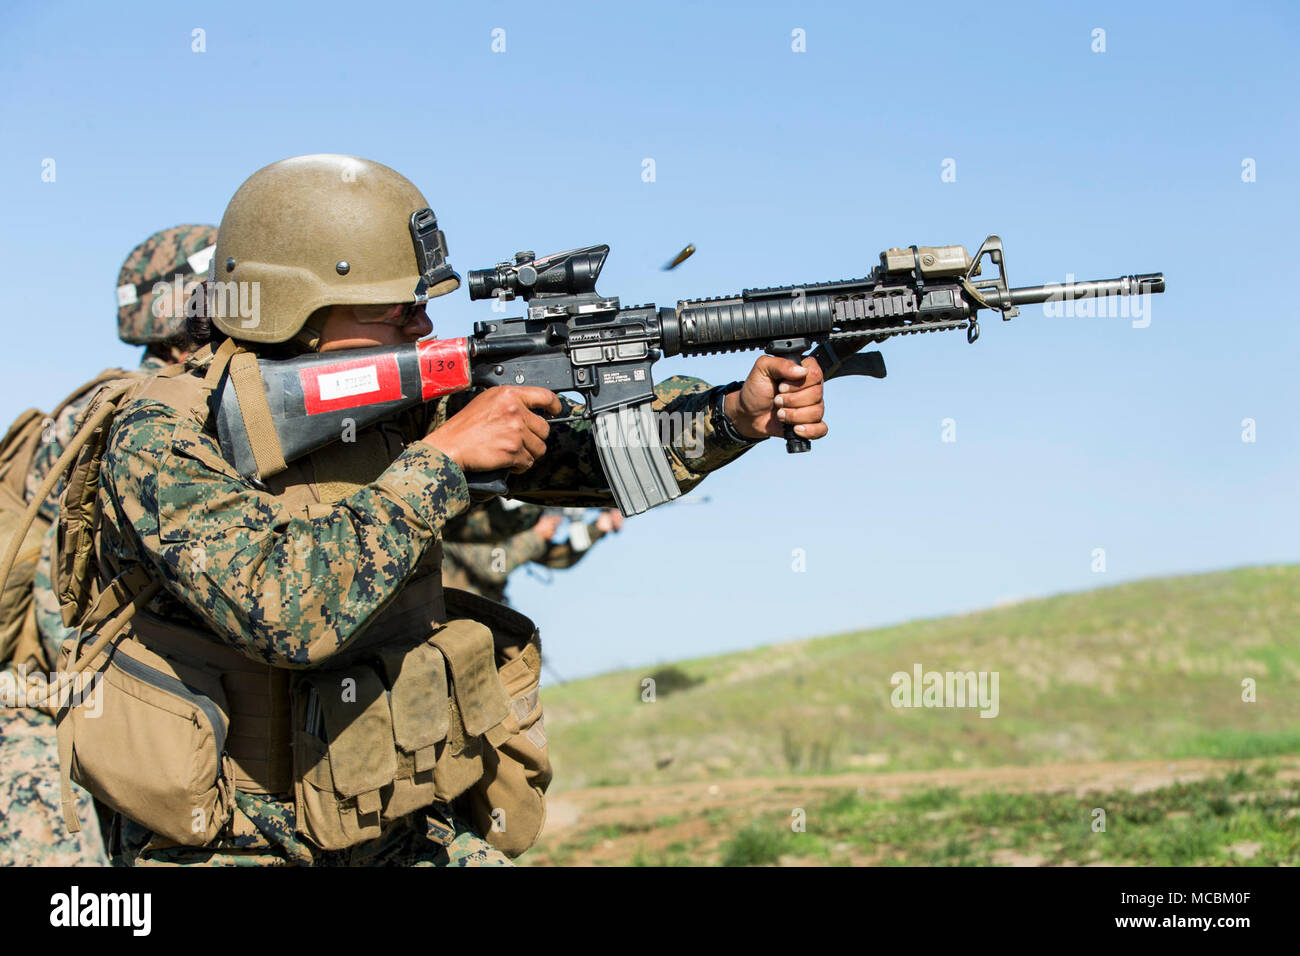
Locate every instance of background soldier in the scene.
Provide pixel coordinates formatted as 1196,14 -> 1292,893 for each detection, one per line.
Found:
0,224 -> 214,866
441,500 -> 623,605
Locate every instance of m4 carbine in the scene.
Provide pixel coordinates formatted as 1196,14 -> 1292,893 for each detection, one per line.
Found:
214,236 -> 1164,516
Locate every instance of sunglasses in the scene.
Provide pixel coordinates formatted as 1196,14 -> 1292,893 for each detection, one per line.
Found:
352,301 -> 428,328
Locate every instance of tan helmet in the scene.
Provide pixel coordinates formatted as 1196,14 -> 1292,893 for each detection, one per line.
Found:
117,224 -> 218,345
208,154 -> 459,344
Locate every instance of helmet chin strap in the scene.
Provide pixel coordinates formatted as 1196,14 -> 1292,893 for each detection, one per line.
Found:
293,310 -> 327,352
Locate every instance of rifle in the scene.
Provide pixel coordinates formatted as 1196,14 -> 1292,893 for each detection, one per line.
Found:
544,494 -> 708,548
214,236 -> 1164,515
544,507 -> 598,552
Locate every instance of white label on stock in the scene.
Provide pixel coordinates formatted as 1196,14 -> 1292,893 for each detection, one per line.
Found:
317,365 -> 381,401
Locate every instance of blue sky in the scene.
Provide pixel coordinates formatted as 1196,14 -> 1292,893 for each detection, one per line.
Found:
1,1 -> 1296,679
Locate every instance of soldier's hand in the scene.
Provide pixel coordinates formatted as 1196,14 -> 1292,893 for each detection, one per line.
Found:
533,514 -> 564,541
423,386 -> 562,474
595,509 -> 623,533
724,355 -> 827,441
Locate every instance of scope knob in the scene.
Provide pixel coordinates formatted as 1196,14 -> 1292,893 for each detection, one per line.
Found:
514,250 -> 535,264
517,265 -> 538,287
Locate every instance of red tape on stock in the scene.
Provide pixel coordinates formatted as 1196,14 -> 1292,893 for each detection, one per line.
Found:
417,337 -> 472,400
300,353 -> 403,415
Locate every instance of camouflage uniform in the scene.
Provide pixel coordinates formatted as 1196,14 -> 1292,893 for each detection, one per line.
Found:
2,356 -> 176,869
0,705 -> 112,866
444,497 -> 547,543
441,499 -> 609,605
29,356 -> 170,656
95,363 -> 749,865
0,226 -> 214,867
25,355 -> 168,524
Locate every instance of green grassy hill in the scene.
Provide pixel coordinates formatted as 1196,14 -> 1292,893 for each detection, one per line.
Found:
542,565 -> 1300,790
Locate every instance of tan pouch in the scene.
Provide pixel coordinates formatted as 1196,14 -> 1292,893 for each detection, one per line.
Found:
289,594 -> 542,854
428,618 -> 510,801
292,665 -> 395,851
56,633 -> 234,847
376,639 -> 449,820
466,632 -> 550,857
442,589 -> 552,858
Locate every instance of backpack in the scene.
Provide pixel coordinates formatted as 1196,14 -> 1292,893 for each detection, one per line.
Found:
0,370 -> 126,671
0,344 -> 245,835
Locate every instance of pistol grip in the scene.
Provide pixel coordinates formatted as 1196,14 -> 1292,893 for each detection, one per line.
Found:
465,468 -> 510,499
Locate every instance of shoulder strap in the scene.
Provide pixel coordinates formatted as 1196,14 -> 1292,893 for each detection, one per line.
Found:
0,393 -> 130,606
204,338 -> 239,389
226,346 -> 287,478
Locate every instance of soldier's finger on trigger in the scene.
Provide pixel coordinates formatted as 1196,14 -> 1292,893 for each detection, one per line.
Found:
520,428 -> 548,462
515,386 -> 562,416
521,407 -> 551,441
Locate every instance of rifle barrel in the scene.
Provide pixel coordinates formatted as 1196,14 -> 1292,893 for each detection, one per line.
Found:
982,273 -> 1165,309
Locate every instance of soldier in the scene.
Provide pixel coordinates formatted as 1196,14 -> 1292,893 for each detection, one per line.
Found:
441,500 -> 623,605
62,154 -> 825,866
0,225 -> 215,866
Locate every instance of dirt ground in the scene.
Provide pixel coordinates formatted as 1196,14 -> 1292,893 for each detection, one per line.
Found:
529,756 -> 1300,866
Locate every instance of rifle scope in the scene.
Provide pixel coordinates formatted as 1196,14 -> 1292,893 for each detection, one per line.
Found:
467,245 -> 609,302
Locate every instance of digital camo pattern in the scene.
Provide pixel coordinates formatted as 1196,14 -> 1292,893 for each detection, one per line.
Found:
92,362 -> 756,864
97,368 -> 753,667
32,525 -> 70,666
25,355 -> 167,522
117,792 -> 509,867
440,497 -> 550,602
117,224 -> 218,345
443,497 -> 546,543
0,705 -> 108,866
442,534 -> 545,603
442,511 -> 605,604
98,399 -> 473,666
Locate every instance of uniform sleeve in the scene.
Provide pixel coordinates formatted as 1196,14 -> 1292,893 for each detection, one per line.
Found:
100,400 -> 471,666
501,375 -> 762,507
501,526 -> 550,572
440,541 -> 505,594
441,500 -> 546,543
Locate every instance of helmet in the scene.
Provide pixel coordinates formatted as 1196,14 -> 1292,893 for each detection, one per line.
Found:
116,224 -> 218,344
208,154 -> 459,344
